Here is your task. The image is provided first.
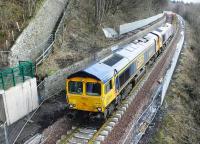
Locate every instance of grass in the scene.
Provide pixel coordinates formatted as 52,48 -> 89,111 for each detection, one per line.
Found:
0,32 -> 6,39
0,0 -> 45,50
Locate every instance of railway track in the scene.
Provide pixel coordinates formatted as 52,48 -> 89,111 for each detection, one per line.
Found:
103,15 -> 182,144
56,15 -> 180,144
57,70 -> 154,144
57,44 -> 169,144
65,127 -> 97,144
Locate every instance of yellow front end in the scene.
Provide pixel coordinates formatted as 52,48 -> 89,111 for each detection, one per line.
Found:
66,77 -> 105,112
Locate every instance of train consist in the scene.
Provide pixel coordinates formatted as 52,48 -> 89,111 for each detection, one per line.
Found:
66,19 -> 174,119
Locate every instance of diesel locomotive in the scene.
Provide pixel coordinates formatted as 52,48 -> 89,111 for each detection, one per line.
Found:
66,22 -> 174,119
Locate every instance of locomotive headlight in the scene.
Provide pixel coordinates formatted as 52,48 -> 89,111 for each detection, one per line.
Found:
69,104 -> 75,108
97,107 -> 102,112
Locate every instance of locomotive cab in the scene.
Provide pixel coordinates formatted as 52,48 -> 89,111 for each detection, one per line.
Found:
67,76 -> 104,113
66,68 -> 116,117
66,21 -> 174,119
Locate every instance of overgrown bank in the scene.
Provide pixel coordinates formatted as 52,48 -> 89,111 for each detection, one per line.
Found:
149,3 -> 200,144
37,0 -> 168,75
0,0 -> 44,50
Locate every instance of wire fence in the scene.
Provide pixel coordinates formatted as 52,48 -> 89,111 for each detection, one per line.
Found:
0,61 -> 35,90
0,2 -> 70,144
35,34 -> 55,66
35,5 -> 68,67
0,1 -> 69,68
0,8 -> 69,141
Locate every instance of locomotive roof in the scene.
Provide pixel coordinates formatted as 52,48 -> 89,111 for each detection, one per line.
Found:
154,23 -> 172,35
67,62 -> 115,83
144,33 -> 158,40
68,24 -> 172,83
68,40 -> 154,83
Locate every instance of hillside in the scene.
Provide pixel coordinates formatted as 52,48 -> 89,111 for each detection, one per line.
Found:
0,0 -> 43,50
2,1 -> 200,144
37,0 -> 168,75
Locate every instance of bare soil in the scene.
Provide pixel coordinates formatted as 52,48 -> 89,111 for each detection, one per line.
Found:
0,0 -> 44,50
8,91 -> 68,144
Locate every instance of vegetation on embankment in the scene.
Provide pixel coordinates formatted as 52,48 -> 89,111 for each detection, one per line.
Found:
37,0 -> 168,75
0,0 -> 44,50
150,3 -> 200,143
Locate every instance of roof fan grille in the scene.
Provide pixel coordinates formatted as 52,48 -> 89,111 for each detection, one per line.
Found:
103,54 -> 123,66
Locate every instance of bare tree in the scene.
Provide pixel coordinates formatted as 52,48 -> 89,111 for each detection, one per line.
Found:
94,0 -> 125,25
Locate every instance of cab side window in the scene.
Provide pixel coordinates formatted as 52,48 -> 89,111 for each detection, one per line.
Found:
105,80 -> 112,94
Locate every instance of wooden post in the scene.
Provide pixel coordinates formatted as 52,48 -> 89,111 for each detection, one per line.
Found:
3,123 -> 9,144
16,22 -> 21,32
0,73 -> 5,90
21,66 -> 25,82
11,30 -> 14,41
12,69 -> 16,86
5,40 -> 8,49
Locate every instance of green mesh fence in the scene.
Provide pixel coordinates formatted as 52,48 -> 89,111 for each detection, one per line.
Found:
0,61 -> 35,90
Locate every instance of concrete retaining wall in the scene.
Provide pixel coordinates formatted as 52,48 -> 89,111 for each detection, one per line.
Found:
43,17 -> 166,99
119,13 -> 164,35
8,0 -> 68,66
161,15 -> 185,104
0,78 -> 38,125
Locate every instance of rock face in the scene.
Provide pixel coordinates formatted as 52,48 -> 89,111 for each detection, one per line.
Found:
8,0 -> 68,66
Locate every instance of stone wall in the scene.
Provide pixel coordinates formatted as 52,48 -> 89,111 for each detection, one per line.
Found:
8,0 -> 69,66
43,17 -> 166,99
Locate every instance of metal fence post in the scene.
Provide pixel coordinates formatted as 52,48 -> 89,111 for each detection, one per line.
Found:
12,69 -> 16,86
31,63 -> 34,78
3,123 -> 9,144
1,73 -> 5,90
42,48 -> 44,64
21,66 -> 25,82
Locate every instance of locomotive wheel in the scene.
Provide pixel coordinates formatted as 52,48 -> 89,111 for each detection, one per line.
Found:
101,109 -> 108,120
108,102 -> 115,116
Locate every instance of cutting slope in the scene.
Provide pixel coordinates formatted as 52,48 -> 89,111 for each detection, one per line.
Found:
37,0 -> 168,75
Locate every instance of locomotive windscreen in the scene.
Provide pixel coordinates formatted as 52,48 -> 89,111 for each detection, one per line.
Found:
86,82 -> 101,96
68,81 -> 83,94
